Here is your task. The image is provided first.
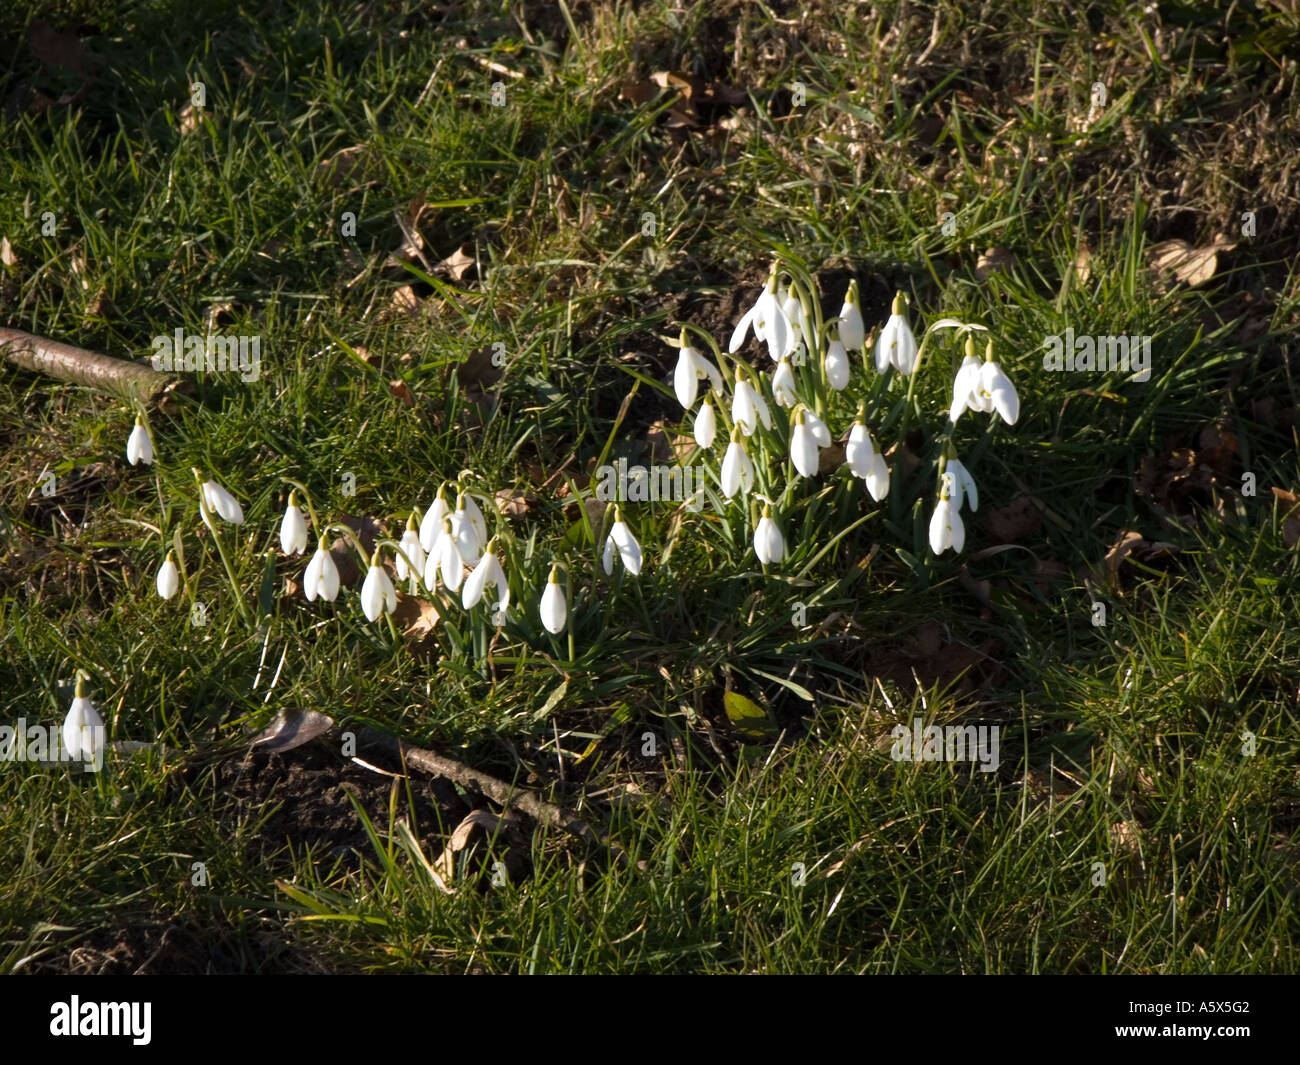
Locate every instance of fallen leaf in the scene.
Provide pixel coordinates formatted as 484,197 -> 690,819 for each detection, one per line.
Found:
389,379 -> 416,407
1148,236 -> 1235,287
495,488 -> 538,519
975,246 -> 1016,281
381,285 -> 421,321
457,346 -> 504,391
440,245 -> 477,282
251,707 -> 335,753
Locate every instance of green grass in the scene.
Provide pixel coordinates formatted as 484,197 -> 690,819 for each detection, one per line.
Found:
1,0 -> 1297,973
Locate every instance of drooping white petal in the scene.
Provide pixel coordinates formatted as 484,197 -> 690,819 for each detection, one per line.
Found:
771,358 -> 798,407
845,422 -> 873,478
452,510 -> 482,566
202,480 -> 245,524
865,452 -> 891,501
62,696 -> 104,762
732,380 -> 771,436
824,339 -> 850,390
397,529 -> 425,581
156,556 -> 179,599
420,493 -> 449,552
280,504 -> 309,555
611,519 -> 642,575
126,421 -> 153,466
674,346 -> 702,408
804,410 -> 831,447
755,288 -> 790,360
540,573 -> 567,634
929,498 -> 954,554
721,439 -> 753,498
754,515 -> 785,564
436,527 -> 464,592
947,459 -> 979,512
839,301 -> 865,351
948,355 -> 984,423
728,303 -> 757,353
304,544 -> 340,601
940,470 -> 962,512
982,361 -> 1020,424
462,495 -> 488,546
791,421 -> 819,478
361,564 -> 396,622
694,400 -> 717,448
463,552 -> 507,609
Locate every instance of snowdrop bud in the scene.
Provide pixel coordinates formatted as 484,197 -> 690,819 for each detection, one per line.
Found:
845,421 -> 874,478
360,550 -> 397,622
838,279 -> 865,351
126,415 -> 153,466
420,486 -> 450,552
824,337 -> 850,390
156,551 -> 180,599
791,410 -> 820,478
721,427 -> 754,498
864,451 -> 891,502
771,358 -> 798,407
540,564 -> 567,634
280,492 -> 309,555
754,505 -> 785,565
396,512 -> 425,582
304,536 -> 341,601
62,673 -> 104,764
694,398 -> 717,448
198,475 -> 245,525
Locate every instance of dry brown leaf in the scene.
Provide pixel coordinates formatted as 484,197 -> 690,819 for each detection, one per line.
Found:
178,102 -> 200,135
392,591 -> 440,653
317,145 -> 375,186
440,245 -> 477,282
389,379 -> 415,407
383,285 -> 421,320
975,246 -> 1016,281
457,346 -> 504,391
1148,236 -> 1235,287
495,488 -> 538,520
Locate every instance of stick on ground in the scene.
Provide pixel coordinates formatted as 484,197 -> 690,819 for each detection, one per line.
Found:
0,327 -> 190,407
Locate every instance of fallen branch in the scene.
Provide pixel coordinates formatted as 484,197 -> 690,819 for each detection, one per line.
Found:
0,327 -> 190,407
354,726 -> 624,862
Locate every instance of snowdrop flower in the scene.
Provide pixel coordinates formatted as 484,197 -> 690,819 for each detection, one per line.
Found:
602,505 -> 643,576
838,279 -> 865,351
949,342 -> 988,422
419,485 -> 450,552
824,334 -> 850,391
452,495 -> 483,566
731,371 -> 771,436
194,472 -> 245,525
463,540 -> 509,611
753,504 -> 785,565
360,549 -> 397,622
845,420 -> 890,501
396,511 -> 426,584
62,673 -> 104,764
874,292 -> 918,375
303,536 -> 341,601
978,339 -> 1020,425
944,458 -> 979,513
424,516 -> 464,593
729,266 -> 791,360
156,551 -> 180,599
771,357 -> 798,407
540,564 -> 567,634
459,491 -> 489,548
779,287 -> 806,359
126,415 -> 153,466
673,336 -> 724,409
790,407 -> 831,478
720,427 -> 754,498
280,491 -> 309,555
694,398 -> 717,448
928,483 -> 966,555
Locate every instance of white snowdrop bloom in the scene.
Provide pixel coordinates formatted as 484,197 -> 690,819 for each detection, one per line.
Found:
928,494 -> 966,555
731,375 -> 772,436
419,486 -> 450,552
62,674 -> 104,764
979,353 -> 1020,426
824,337 -> 850,391
845,421 -> 875,479
540,565 -> 567,634
303,537 -> 341,602
463,546 -> 509,611
874,292 -> 918,375
729,269 -> 791,360
452,496 -> 483,565
673,342 -> 724,409
280,492 -> 309,555
156,552 -> 180,599
360,551 -> 397,622
460,492 -> 488,547
425,517 -> 464,592
396,512 -> 426,583
945,458 -> 979,513
790,410 -> 822,478
126,416 -> 154,466
838,279 -> 865,351
694,398 -> 717,448
602,506 -> 643,576
720,428 -> 754,498
753,506 -> 785,565
864,451 -> 891,501
771,357 -> 799,408
199,476 -> 244,525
